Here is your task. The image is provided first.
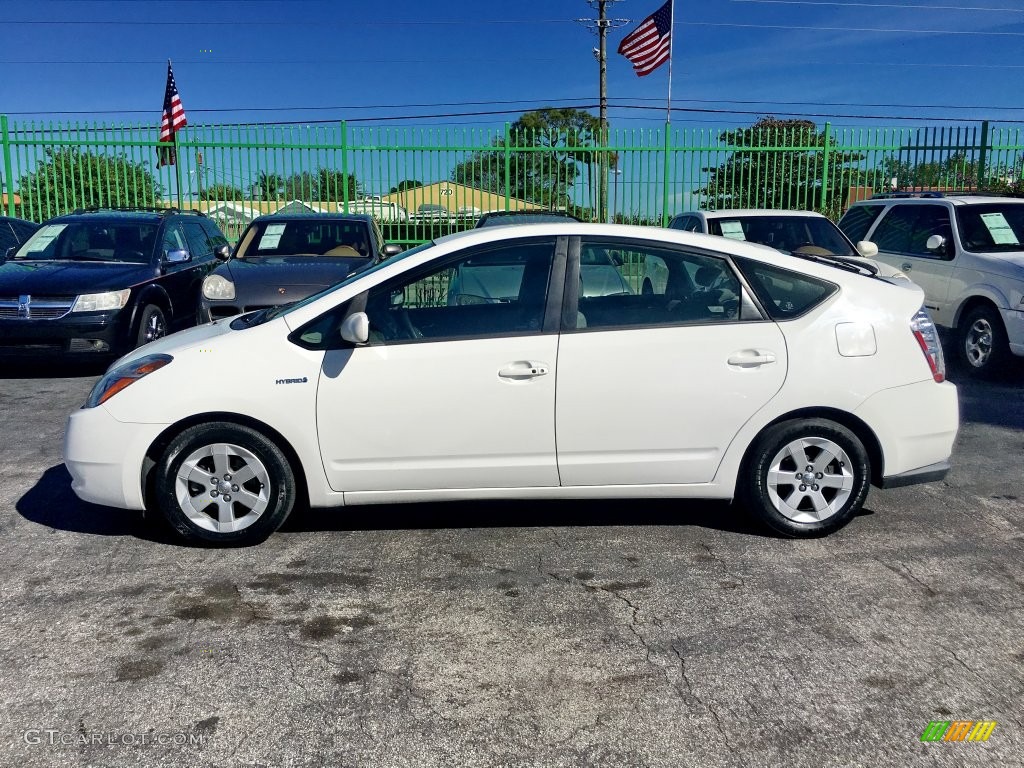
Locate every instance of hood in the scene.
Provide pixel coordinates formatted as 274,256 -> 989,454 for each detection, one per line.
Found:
221,257 -> 368,295
111,315 -> 239,369
0,260 -> 158,296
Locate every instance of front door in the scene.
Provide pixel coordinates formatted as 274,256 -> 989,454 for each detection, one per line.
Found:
316,236 -> 563,493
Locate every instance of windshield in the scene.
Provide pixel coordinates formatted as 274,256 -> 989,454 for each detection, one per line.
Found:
234,240 -> 437,328
12,222 -> 158,263
709,216 -> 856,258
956,203 -> 1024,253
237,219 -> 373,258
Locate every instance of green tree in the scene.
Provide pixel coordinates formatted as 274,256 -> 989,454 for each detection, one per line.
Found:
251,172 -> 285,201
698,118 -> 865,218
451,108 -> 613,218
389,179 -> 424,193
16,147 -> 162,220
314,168 -> 360,202
202,183 -> 244,201
879,151 -> 1023,195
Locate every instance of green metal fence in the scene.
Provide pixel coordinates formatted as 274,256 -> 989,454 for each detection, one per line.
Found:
2,116 -> 1022,244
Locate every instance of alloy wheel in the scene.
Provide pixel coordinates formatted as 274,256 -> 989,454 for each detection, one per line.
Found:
174,442 -> 270,533
766,437 -> 855,523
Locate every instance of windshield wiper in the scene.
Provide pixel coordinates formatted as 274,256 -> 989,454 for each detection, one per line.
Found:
791,252 -> 879,276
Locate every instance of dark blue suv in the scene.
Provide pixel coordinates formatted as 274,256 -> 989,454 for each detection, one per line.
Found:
0,208 -> 229,358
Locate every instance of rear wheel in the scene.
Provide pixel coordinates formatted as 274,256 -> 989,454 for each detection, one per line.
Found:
958,304 -> 1010,377
739,419 -> 870,537
153,423 -> 296,546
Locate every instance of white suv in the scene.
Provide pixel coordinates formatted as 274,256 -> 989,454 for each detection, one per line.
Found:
839,194 -> 1024,376
64,224 -> 958,545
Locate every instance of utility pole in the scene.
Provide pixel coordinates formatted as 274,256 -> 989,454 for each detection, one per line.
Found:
577,1 -> 628,222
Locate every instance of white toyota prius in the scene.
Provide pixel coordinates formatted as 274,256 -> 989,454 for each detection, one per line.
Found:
64,224 -> 959,545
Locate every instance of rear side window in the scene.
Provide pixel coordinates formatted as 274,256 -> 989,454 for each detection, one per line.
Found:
734,258 -> 838,320
838,205 -> 884,243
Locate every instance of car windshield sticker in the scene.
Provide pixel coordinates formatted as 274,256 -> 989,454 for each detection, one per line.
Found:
980,212 -> 1020,245
719,221 -> 747,240
259,223 -> 287,250
26,224 -> 67,252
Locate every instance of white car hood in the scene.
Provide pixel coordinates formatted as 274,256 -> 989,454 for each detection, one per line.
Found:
111,318 -> 238,369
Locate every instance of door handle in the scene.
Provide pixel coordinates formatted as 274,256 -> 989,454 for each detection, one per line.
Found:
498,361 -> 550,380
901,263 -> 913,271
727,350 -> 777,368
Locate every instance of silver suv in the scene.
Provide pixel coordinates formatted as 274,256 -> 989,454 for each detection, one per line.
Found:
839,193 -> 1024,376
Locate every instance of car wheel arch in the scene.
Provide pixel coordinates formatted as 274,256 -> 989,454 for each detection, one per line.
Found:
952,293 -> 1003,329
142,412 -> 310,513
742,407 -> 885,488
131,286 -> 174,329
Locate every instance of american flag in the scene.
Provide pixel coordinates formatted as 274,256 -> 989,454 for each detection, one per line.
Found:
157,60 -> 188,167
617,0 -> 673,77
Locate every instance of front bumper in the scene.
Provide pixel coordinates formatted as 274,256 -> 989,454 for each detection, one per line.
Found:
64,404 -> 166,510
0,310 -> 130,355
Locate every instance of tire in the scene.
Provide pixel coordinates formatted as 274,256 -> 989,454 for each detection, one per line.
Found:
738,419 -> 870,537
958,304 -> 1011,377
153,423 -> 296,546
136,304 -> 167,348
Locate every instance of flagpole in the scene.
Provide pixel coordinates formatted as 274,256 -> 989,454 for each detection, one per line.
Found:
666,0 -> 676,124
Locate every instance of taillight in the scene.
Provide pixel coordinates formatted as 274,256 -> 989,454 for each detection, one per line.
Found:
910,307 -> 945,382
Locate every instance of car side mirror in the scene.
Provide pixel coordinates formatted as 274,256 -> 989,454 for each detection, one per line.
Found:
925,234 -> 950,257
381,243 -> 403,259
340,311 -> 369,344
214,244 -> 231,261
856,240 -> 878,258
165,248 -> 191,264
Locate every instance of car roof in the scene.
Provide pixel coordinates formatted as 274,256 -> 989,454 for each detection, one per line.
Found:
253,212 -> 374,223
682,209 -> 828,219
852,195 -> 1024,207
47,211 -> 167,224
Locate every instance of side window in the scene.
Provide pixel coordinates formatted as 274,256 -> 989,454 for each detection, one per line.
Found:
201,219 -> 230,250
734,257 -> 837,320
364,239 -> 555,344
576,240 -> 744,330
838,205 -> 884,243
182,221 -> 213,259
161,224 -> 188,258
908,205 -> 953,257
870,205 -> 916,253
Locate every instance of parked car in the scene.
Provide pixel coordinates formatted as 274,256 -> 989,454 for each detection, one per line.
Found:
200,213 -> 401,322
65,223 -> 958,546
475,210 -> 582,228
0,208 -> 226,357
0,215 -> 39,256
839,192 -> 1024,376
409,204 -> 451,224
649,209 -> 886,294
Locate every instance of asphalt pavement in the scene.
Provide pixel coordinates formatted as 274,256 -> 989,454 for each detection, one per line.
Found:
0,358 -> 1022,768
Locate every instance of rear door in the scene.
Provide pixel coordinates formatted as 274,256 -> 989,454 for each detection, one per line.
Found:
554,236 -> 787,486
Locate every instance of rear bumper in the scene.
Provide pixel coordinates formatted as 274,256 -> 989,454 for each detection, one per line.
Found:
853,379 -> 959,487
879,460 -> 950,489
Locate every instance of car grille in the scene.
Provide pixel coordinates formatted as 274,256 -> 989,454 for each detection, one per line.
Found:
0,295 -> 75,320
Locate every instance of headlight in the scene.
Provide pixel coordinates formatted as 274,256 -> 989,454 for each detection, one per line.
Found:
85,354 -> 173,408
71,289 -> 131,312
203,274 -> 235,300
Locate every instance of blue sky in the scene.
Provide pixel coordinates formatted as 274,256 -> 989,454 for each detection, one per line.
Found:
1,0 -> 1023,131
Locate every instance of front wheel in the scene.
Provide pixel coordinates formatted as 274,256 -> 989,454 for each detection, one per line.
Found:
958,305 -> 1011,377
738,419 -> 870,537
153,423 -> 296,546
136,304 -> 167,348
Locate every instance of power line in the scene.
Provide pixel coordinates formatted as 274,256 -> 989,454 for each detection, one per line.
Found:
731,0 -> 1024,11
686,20 -> 1024,36
4,18 -> 577,26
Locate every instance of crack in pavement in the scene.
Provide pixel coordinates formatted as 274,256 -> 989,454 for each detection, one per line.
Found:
670,642 -> 739,756
878,560 -> 938,598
